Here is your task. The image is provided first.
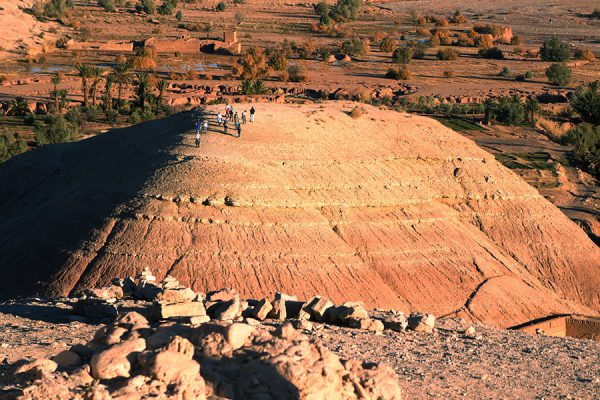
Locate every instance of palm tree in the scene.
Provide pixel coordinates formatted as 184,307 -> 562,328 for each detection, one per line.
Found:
203,22 -> 213,39
111,62 -> 133,109
51,74 -> 61,113
103,75 -> 114,110
89,66 -> 104,107
156,79 -> 168,106
524,97 -> 540,125
57,89 -> 68,113
134,72 -> 150,109
75,64 -> 93,108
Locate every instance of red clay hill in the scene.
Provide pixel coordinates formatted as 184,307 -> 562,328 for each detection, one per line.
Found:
0,102 -> 598,328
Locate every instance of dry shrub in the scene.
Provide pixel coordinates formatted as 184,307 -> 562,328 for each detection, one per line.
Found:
350,106 -> 363,118
386,65 -> 412,80
536,117 -> 572,141
278,70 -> 289,82
132,47 -> 157,70
186,68 -> 198,80
474,34 -> 493,49
574,48 -> 596,61
416,28 -> 430,36
455,33 -> 474,47
437,48 -> 459,60
416,16 -> 426,25
435,18 -> 449,27
443,70 -> 453,78
440,36 -> 453,46
511,36 -> 524,46
204,73 -> 213,80
372,31 -> 387,43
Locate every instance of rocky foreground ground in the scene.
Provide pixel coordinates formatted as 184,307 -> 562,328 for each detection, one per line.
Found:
0,271 -> 598,399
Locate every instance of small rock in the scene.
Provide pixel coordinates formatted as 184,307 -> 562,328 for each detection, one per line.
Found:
165,336 -> 195,358
90,338 -> 146,380
15,358 -> 57,377
347,318 -> 384,332
407,313 -> 435,333
52,350 -> 82,370
225,323 -> 256,350
251,299 -> 273,321
153,301 -> 207,320
292,319 -> 314,331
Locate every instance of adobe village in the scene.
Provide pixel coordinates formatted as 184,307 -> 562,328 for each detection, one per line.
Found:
0,0 -> 599,399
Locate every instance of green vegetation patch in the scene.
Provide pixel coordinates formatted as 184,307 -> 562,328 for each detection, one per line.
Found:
494,152 -> 558,171
432,116 -> 486,132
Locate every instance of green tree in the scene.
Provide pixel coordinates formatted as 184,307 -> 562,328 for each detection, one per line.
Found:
267,51 -> 288,71
156,79 -> 169,106
392,47 -> 413,64
98,0 -> 115,12
35,115 -> 76,145
141,0 -> 155,14
7,96 -> 30,116
134,72 -> 151,109
75,64 -> 93,108
89,66 -> 104,107
0,131 -> 27,163
203,22 -> 213,38
103,75 -> 114,110
176,10 -> 183,21
111,62 -> 133,109
539,36 -> 570,61
545,63 -> 572,86
524,97 -> 539,124
570,81 -> 600,125
566,123 -> 600,178
51,74 -> 61,113
380,36 -> 396,53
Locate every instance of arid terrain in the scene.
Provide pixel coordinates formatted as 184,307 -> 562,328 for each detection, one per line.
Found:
0,0 -> 599,398
0,273 -> 598,399
1,102 -> 598,330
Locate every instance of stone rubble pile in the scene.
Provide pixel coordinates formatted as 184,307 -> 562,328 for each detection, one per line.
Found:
12,311 -> 403,399
73,268 -> 436,335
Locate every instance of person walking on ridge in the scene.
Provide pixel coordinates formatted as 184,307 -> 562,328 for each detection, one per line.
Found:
225,104 -> 231,120
223,118 -> 229,135
242,110 -> 247,124
250,106 -> 255,123
235,121 -> 241,138
195,131 -> 200,148
203,119 -> 209,133
217,112 -> 223,126
234,111 -> 239,124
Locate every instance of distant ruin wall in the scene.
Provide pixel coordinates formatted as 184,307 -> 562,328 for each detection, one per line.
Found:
566,317 -> 600,341
515,315 -> 600,342
66,40 -> 133,52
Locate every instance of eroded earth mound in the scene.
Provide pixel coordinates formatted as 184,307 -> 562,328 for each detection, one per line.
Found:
0,102 -> 598,328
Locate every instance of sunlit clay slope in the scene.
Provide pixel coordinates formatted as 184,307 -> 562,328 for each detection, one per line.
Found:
0,102 -> 598,327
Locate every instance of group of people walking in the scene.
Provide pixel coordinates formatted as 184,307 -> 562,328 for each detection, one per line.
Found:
195,104 -> 256,148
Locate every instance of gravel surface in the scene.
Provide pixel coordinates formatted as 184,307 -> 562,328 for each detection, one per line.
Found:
1,300 -> 598,399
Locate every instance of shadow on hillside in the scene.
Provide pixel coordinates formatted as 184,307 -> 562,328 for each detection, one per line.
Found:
0,300 -> 155,325
0,110 -> 197,299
